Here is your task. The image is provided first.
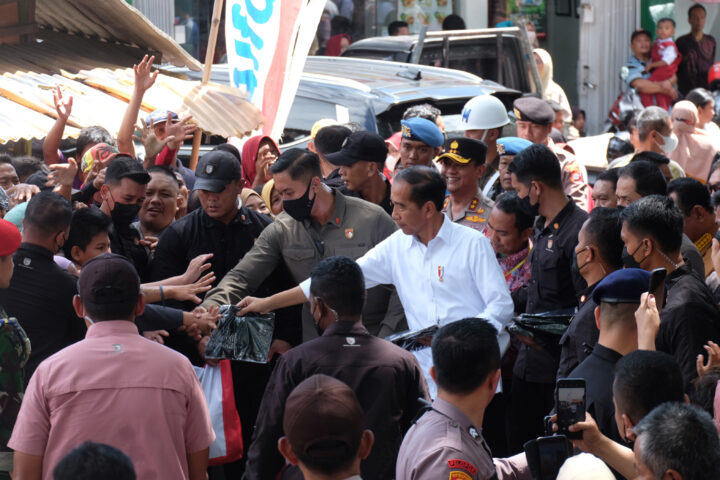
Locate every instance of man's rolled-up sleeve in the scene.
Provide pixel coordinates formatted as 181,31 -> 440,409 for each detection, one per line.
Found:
494,453 -> 532,480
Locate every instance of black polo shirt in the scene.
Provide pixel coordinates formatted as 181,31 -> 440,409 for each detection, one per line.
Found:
152,206 -> 271,286
109,222 -> 151,282
658,264 -> 720,390
567,343 -> 623,444
514,199 -> 588,384
152,206 -> 301,347
557,282 -> 600,379
0,243 -> 85,383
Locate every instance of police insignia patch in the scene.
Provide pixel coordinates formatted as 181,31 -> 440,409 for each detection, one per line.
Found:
206,164 -> 214,175
345,228 -> 354,239
450,140 -> 459,153
448,459 -> 478,475
402,124 -> 412,137
496,143 -> 506,155
513,107 -> 522,120
449,472 -> 472,480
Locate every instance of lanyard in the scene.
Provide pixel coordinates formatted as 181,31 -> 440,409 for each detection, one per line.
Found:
504,248 -> 531,279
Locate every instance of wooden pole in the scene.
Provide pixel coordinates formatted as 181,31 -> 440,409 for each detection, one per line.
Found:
190,0 -> 225,171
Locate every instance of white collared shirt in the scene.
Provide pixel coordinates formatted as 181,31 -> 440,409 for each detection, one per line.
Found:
300,216 -> 514,397
303,215 -> 513,333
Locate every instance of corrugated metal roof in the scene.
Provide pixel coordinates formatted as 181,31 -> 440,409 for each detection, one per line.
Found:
0,68 -> 262,143
35,0 -> 201,71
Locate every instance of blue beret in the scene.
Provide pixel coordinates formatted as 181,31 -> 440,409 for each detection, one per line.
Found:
401,118 -> 444,148
145,109 -> 179,126
591,268 -> 651,305
496,137 -> 533,156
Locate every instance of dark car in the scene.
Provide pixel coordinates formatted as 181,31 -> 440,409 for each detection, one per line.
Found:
342,27 -> 541,96
165,56 -> 521,157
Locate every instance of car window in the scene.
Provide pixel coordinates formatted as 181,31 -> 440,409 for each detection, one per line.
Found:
419,37 -> 529,92
282,96 -> 344,144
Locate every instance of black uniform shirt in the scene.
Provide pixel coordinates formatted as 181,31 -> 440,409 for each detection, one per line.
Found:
514,199 -> 588,384
557,282 -> 600,379
0,243 -> 85,383
658,264 -> 720,389
567,343 -> 623,443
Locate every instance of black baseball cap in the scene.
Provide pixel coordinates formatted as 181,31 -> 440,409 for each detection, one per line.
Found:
105,155 -> 151,185
194,150 -> 242,192
78,253 -> 141,316
326,131 -> 388,166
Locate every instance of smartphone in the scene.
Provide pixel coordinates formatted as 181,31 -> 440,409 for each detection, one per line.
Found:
555,378 -> 585,440
537,436 -> 572,479
648,268 -> 667,312
523,435 -> 573,480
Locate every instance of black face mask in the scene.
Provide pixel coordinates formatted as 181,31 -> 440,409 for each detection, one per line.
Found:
519,193 -> 539,218
283,181 -> 315,222
111,202 -> 141,228
622,244 -> 646,269
571,247 -> 590,277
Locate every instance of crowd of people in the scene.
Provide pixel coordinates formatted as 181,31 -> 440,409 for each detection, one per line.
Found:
4,6 -> 720,480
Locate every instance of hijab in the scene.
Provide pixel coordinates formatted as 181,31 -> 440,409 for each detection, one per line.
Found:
241,135 -> 280,188
325,34 -> 350,56
534,48 -> 572,122
670,100 -> 718,183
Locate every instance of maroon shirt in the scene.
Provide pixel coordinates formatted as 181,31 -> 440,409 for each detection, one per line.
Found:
677,33 -> 717,94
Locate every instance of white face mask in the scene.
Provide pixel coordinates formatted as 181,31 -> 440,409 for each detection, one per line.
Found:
84,315 -> 95,325
479,130 -> 488,143
656,132 -> 678,154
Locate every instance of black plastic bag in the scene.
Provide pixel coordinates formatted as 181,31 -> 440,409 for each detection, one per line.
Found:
385,324 -> 439,352
205,306 -> 275,364
508,309 -> 574,357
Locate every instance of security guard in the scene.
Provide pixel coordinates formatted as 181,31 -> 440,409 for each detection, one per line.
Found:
396,319 -> 530,480
398,117 -> 445,170
513,97 -> 589,211
484,137 -> 533,200
437,137 -> 495,232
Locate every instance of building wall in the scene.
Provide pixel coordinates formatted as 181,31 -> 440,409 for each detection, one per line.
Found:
544,0 -> 580,106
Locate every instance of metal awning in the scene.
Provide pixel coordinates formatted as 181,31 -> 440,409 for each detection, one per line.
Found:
0,67 -> 262,143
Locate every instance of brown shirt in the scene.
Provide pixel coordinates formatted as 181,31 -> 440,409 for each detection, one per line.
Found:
243,321 -> 429,480
202,191 -> 406,340
396,397 -> 531,480
442,189 -> 495,233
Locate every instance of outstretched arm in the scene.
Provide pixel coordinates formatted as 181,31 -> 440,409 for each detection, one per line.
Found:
117,54 -> 158,156
43,86 -> 73,166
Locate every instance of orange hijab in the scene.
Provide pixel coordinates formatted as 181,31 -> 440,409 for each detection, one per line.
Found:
670,100 -> 718,183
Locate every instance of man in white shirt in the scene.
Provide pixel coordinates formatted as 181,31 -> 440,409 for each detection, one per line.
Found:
238,166 -> 514,396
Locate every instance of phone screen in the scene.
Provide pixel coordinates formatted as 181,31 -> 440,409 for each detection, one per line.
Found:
557,387 -> 585,429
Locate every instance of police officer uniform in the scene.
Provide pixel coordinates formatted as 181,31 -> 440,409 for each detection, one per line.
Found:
512,97 -> 589,211
484,137 -> 533,201
438,138 -> 495,232
396,397 -> 531,480
398,117 -> 445,170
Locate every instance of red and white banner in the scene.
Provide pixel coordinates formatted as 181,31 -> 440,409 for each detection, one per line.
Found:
226,0 -> 326,140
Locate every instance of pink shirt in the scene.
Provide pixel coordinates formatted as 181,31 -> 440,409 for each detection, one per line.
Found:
9,321 -> 214,480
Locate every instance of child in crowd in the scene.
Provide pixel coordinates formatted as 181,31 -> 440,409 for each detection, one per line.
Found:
641,17 -> 682,110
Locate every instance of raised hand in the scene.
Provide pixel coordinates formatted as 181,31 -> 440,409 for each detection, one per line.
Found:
133,54 -> 158,93
48,158 -> 78,187
166,114 -> 197,150
53,86 -> 73,120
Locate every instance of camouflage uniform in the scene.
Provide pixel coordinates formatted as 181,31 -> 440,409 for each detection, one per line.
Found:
0,308 -> 30,474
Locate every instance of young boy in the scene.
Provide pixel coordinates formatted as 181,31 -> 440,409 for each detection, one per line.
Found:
641,17 -> 682,110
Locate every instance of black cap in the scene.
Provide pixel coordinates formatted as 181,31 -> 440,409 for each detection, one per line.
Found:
77,253 -> 140,316
325,131 -> 388,166
512,97 -> 555,125
106,155 -> 151,185
194,150 -> 242,192
436,137 -> 487,165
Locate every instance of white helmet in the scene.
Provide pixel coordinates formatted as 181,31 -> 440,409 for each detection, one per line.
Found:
460,95 -> 510,131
